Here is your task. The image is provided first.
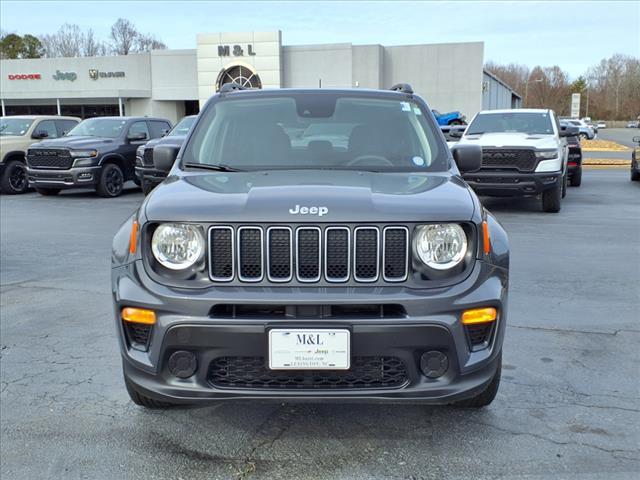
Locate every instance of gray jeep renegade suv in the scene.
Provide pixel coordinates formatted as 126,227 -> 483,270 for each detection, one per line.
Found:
112,84 -> 509,408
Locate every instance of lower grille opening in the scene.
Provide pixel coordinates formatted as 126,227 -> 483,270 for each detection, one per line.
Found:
209,304 -> 407,319
208,356 -> 408,390
466,323 -> 494,351
124,322 -> 152,351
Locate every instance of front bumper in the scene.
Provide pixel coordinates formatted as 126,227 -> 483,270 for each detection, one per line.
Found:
113,259 -> 508,404
26,166 -> 101,189
463,170 -> 561,197
135,166 -> 166,187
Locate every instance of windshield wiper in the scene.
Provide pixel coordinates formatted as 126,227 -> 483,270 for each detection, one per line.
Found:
183,162 -> 245,172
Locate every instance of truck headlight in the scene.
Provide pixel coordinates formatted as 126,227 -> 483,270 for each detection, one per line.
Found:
151,223 -> 205,270
70,149 -> 98,158
136,146 -> 145,157
535,150 -> 558,159
413,224 -> 467,270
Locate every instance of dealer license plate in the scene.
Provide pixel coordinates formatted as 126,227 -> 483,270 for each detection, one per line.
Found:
268,329 -> 350,370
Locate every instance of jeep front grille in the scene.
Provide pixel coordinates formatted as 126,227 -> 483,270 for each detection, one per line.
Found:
208,225 -> 409,284
481,148 -> 537,172
27,148 -> 73,169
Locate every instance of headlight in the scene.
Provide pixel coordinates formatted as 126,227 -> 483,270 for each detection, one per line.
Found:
136,146 -> 145,157
70,149 -> 97,158
151,223 -> 204,270
535,149 -> 558,159
413,224 -> 467,270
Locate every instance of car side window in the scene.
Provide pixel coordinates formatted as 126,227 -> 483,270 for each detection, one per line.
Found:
35,120 -> 59,139
148,121 -> 171,139
56,120 -> 79,136
128,121 -> 150,140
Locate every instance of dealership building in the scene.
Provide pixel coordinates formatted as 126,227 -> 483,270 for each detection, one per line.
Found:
0,31 -> 521,123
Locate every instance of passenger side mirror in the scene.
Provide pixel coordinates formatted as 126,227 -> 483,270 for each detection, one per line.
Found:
127,132 -> 147,142
32,130 -> 49,139
559,125 -> 579,137
451,144 -> 482,173
154,145 -> 180,173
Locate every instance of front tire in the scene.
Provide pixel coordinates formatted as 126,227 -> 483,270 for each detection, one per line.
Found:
1,160 -> 29,194
632,168 -> 640,182
449,119 -> 464,126
35,187 -> 60,196
570,168 -> 582,186
96,163 -> 124,198
542,184 -> 562,213
561,173 -> 567,198
124,375 -> 177,409
454,354 -> 501,408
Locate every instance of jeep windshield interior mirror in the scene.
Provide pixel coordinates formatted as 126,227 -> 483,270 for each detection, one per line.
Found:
451,144 -> 482,173
154,145 -> 180,173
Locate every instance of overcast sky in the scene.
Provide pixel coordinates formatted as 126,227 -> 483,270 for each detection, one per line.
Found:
1,1 -> 638,78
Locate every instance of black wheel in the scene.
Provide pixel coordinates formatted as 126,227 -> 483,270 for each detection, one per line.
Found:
1,160 -> 29,194
124,375 -> 176,409
542,184 -> 562,213
449,119 -> 464,126
454,354 -> 501,408
142,180 -> 156,196
579,133 -> 588,140
35,187 -> 60,196
561,174 -> 567,198
632,168 -> 640,182
96,163 -> 124,198
570,168 -> 582,186
133,177 -> 141,187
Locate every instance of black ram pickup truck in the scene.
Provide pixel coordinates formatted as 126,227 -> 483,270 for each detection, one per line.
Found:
136,115 -> 196,195
27,116 -> 171,197
112,83 -> 509,410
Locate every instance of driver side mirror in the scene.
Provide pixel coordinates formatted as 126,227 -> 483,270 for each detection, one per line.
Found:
153,145 -> 180,173
451,144 -> 482,173
32,130 -> 49,139
127,132 -> 147,142
559,125 -> 579,137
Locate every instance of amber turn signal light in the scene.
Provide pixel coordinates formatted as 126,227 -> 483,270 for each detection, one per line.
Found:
122,307 -> 156,325
129,220 -> 138,254
462,307 -> 497,325
482,220 -> 491,255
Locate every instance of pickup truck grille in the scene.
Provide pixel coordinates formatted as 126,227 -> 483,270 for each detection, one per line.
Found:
481,148 -> 537,172
142,147 -> 154,167
208,225 -> 409,284
27,148 -> 73,169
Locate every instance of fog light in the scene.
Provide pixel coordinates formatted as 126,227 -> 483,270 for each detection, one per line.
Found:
168,350 -> 197,379
420,351 -> 448,379
78,172 -> 93,181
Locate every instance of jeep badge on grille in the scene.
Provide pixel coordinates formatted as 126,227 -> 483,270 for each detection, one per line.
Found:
289,205 -> 329,217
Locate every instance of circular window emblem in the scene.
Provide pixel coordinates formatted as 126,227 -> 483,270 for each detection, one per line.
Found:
216,65 -> 262,91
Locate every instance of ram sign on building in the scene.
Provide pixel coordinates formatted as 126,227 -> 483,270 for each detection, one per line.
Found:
0,31 -> 521,123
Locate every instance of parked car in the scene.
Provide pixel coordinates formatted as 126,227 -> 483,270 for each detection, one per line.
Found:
562,118 -> 595,140
26,116 -> 171,197
596,121 -> 607,129
113,83 -> 509,409
626,121 -> 639,128
0,115 -> 80,194
560,121 -> 583,187
135,115 -> 196,195
457,109 -> 579,212
632,135 -> 640,182
432,109 -> 466,126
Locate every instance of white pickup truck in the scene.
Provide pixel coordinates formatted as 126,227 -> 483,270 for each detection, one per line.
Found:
457,108 -> 578,213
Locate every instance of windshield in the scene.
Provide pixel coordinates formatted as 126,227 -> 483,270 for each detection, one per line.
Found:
0,118 -> 34,136
66,118 -> 127,138
182,93 -> 445,172
169,116 -> 196,136
467,112 -> 554,135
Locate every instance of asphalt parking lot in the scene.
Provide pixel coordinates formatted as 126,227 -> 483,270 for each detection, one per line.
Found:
1,170 -> 639,479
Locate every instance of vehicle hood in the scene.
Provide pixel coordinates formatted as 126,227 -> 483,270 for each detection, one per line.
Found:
459,132 -> 558,149
144,135 -> 186,149
144,170 -> 475,223
30,136 -> 117,150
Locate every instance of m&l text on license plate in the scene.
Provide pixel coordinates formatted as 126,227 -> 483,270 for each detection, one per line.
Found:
268,329 -> 350,370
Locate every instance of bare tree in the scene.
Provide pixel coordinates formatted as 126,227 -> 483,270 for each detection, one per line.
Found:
110,18 -> 138,55
136,33 -> 167,52
83,29 -> 107,57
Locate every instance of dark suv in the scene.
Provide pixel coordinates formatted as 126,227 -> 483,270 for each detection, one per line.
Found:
26,116 -> 171,197
136,115 -> 196,195
112,84 -> 509,409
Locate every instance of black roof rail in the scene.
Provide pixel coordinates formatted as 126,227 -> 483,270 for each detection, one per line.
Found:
389,83 -> 414,94
219,82 -> 247,94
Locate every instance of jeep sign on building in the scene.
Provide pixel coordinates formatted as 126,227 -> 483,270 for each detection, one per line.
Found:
0,30 -> 521,123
